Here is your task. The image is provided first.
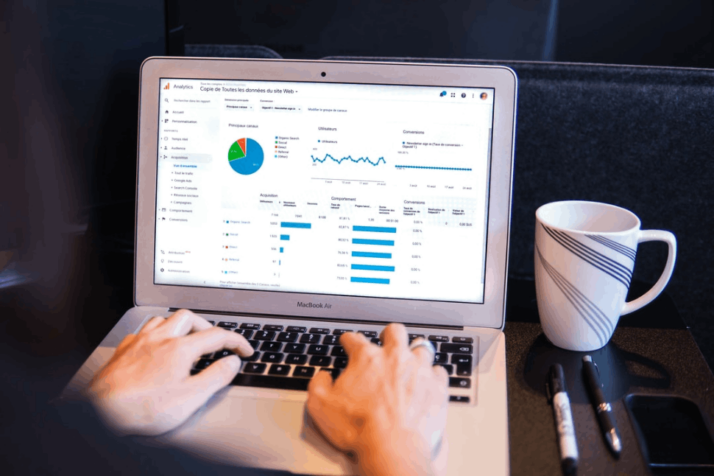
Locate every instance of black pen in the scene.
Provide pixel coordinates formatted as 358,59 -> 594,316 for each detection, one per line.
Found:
547,364 -> 578,474
582,355 -> 622,456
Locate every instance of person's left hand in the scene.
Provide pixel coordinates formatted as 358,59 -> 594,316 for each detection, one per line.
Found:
85,309 -> 253,436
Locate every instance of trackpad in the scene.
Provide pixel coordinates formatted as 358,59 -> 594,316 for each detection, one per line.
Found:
161,391 -> 356,475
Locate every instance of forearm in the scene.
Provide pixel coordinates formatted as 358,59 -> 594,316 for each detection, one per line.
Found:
358,446 -> 433,476
356,428 -> 434,476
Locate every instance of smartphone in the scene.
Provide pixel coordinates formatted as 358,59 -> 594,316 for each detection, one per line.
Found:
625,394 -> 714,473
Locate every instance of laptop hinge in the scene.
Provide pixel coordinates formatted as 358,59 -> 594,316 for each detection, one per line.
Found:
169,308 -> 464,331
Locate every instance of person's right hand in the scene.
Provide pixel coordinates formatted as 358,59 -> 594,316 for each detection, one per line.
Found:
306,324 -> 450,476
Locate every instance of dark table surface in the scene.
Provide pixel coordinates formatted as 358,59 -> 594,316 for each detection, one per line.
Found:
505,279 -> 714,475
1,231 -> 713,475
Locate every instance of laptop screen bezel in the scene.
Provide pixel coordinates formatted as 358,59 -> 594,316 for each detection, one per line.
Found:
135,58 -> 516,330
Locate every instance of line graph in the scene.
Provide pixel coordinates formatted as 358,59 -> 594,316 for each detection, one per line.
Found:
311,154 -> 386,166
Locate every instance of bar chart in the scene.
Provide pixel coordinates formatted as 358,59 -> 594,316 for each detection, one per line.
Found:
350,224 -> 398,285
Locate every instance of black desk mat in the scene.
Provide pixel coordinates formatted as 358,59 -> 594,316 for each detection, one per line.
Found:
505,279 -> 714,475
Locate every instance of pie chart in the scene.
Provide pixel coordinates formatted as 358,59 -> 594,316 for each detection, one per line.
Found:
228,138 -> 264,175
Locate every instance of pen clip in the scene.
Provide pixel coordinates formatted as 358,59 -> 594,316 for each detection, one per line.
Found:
544,380 -> 553,403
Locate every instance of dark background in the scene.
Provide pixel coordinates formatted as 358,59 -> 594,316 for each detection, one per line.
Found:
1,0 -> 713,439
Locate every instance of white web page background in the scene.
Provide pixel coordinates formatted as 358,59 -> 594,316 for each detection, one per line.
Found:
154,78 -> 494,303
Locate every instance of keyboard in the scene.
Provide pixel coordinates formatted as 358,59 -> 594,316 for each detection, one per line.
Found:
190,320 -> 476,403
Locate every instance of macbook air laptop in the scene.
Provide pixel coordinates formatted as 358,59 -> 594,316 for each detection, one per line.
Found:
63,57 -> 517,475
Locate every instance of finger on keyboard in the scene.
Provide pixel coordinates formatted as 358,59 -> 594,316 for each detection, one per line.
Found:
182,326 -> 254,360
379,323 -> 408,352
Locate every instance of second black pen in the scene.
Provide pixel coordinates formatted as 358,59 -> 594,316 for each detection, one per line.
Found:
582,355 -> 622,456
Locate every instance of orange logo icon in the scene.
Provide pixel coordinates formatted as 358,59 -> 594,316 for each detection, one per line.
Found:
164,83 -> 170,90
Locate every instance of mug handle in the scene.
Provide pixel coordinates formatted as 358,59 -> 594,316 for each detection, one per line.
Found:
621,230 -> 677,316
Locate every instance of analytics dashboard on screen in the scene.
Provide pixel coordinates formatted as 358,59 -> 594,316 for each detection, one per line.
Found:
154,78 -> 495,303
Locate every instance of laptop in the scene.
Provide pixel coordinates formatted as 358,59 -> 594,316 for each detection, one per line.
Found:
63,57 -> 517,475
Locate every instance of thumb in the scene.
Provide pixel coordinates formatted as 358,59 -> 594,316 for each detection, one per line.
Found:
306,370 -> 355,452
143,357 -> 240,435
307,368 -> 334,404
189,355 -> 241,396
306,370 -> 334,421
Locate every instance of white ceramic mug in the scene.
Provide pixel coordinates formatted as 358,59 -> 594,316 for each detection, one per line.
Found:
534,201 -> 677,351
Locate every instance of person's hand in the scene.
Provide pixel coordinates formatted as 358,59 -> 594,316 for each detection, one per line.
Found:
85,309 -> 253,436
306,324 -> 449,476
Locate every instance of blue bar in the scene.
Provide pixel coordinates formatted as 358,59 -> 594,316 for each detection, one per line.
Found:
353,225 -> 397,233
351,277 -> 390,285
280,235 -> 290,241
281,222 -> 312,229
352,238 -> 394,246
280,247 -> 284,253
351,264 -> 395,272
352,251 -> 391,259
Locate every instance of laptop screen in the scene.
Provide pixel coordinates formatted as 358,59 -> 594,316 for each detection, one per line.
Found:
154,78 -> 494,304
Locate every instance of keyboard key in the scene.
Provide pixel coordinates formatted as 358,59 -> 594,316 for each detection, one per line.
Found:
254,331 -> 276,341
217,321 -> 237,329
244,351 -> 260,362
264,325 -> 284,332
452,336 -> 474,344
441,343 -> 473,354
240,323 -> 261,330
449,396 -> 471,403
322,335 -> 339,345
261,352 -> 285,363
231,374 -> 310,391
309,355 -> 332,367
334,357 -> 348,369
322,368 -> 341,379
284,343 -> 306,354
451,354 -> 473,365
429,335 -> 449,343
234,329 -> 254,339
260,341 -> 283,352
358,331 -> 377,338
287,326 -> 307,333
194,359 -> 213,370
456,363 -> 472,376
268,364 -> 291,376
449,377 -> 471,388
292,366 -> 315,378
215,349 -> 235,359
277,332 -> 298,343
286,354 -> 308,365
309,327 -> 330,335
331,346 -> 346,357
409,333 -> 426,342
371,338 -> 382,346
248,340 -> 260,350
434,353 -> 448,364
307,345 -> 329,355
300,334 -> 321,344
439,364 -> 454,375
244,363 -> 267,374
332,329 -> 353,336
